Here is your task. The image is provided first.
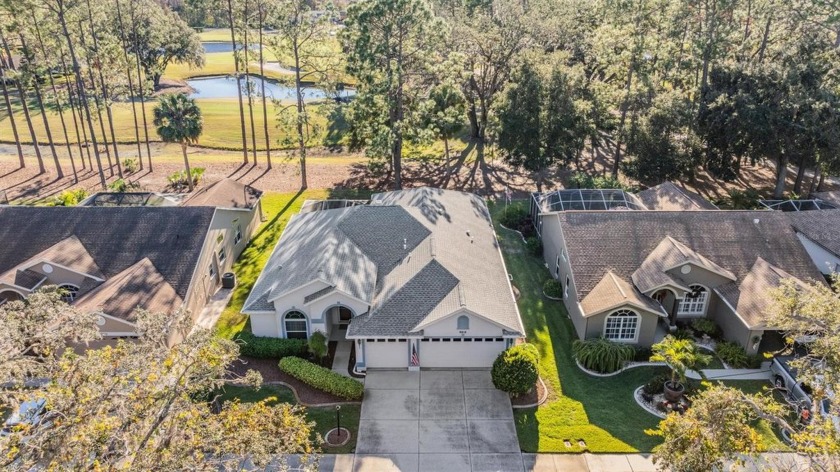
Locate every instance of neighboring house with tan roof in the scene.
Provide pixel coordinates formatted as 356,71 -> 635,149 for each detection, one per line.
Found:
0,198 -> 260,347
242,187 -> 524,371
787,210 -> 840,275
540,210 -> 826,354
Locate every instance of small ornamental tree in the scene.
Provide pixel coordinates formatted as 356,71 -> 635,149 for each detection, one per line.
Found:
650,335 -> 711,398
308,331 -> 328,364
491,343 -> 539,396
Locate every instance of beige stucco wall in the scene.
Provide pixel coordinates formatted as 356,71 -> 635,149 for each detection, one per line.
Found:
422,310 -> 507,337
584,305 -> 661,346
540,214 -> 588,339
707,301 -> 762,354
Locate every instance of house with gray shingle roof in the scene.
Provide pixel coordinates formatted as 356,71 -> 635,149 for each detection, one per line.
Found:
539,210 -> 827,354
242,187 -> 524,371
0,196 -> 262,348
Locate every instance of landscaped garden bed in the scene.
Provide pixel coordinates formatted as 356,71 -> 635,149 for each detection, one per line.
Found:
227,356 -> 359,405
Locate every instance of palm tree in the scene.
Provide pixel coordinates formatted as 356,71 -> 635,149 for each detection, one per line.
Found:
153,93 -> 203,192
650,335 -> 712,401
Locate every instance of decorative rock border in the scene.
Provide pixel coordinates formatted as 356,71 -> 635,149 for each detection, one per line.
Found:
633,386 -> 667,419
574,359 -> 667,378
323,427 -> 351,447
512,376 -> 549,409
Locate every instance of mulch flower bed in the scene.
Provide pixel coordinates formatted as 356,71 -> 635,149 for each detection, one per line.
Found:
227,356 -> 351,405
511,377 -> 547,407
324,427 -> 351,447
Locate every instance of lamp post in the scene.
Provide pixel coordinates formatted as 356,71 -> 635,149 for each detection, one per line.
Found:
335,405 -> 341,438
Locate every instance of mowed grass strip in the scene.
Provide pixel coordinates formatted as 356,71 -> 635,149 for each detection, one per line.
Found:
489,200 -> 666,453
215,189 -> 325,339
214,384 -> 361,454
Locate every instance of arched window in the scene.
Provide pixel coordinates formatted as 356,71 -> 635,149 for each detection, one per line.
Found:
677,285 -> 708,316
0,290 -> 24,306
603,309 -> 639,342
457,315 -> 470,330
58,284 -> 80,303
284,311 -> 308,339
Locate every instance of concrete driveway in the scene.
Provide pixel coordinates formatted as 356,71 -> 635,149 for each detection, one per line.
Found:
354,370 -> 522,472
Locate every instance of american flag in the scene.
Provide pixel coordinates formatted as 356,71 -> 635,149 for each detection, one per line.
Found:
410,345 -> 419,366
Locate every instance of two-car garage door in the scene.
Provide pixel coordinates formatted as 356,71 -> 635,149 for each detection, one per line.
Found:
420,338 -> 506,368
364,338 -> 507,369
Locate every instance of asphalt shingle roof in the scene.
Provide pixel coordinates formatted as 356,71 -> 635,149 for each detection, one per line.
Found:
557,211 -> 825,323
787,209 -> 840,258
0,206 -> 215,299
244,187 -> 524,337
636,181 -> 718,211
180,178 -> 263,209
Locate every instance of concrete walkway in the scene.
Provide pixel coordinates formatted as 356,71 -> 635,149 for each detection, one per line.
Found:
191,287 -> 232,333
331,341 -> 352,378
285,452 -> 812,471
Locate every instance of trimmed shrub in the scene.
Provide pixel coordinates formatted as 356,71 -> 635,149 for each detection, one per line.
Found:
715,340 -> 750,368
49,188 -> 88,206
234,331 -> 308,359
543,279 -> 563,298
525,237 -> 543,257
572,338 -> 635,374
308,331 -> 328,361
634,346 -> 653,363
643,374 -> 670,395
672,328 -> 695,341
498,205 -> 528,229
491,343 -> 539,396
279,356 -> 364,400
691,318 -> 720,338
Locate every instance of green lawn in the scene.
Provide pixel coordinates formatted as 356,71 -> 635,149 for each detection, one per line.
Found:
215,189 -> 328,339
491,200 -> 789,453
214,384 -> 360,454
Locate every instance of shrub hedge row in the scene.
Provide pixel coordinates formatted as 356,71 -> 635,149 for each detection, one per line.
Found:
234,332 -> 308,359
278,356 -> 364,400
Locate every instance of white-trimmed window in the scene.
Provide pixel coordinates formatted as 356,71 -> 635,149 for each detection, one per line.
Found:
209,262 -> 216,278
678,285 -> 708,316
561,248 -> 567,262
457,315 -> 470,330
604,309 -> 639,342
218,247 -> 227,264
233,224 -> 242,245
284,311 -> 308,339
58,284 -> 80,303
555,256 -> 561,277
564,276 -> 570,299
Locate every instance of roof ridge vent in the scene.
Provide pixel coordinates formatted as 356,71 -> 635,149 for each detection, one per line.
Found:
458,283 -> 466,307
403,238 -> 407,250
430,236 -> 436,258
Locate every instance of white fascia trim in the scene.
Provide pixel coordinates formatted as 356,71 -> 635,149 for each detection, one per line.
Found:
583,300 -> 667,319
641,282 -> 691,295
100,331 -> 139,337
267,279 -> 324,303
412,307 -> 518,334
23,259 -> 105,282
96,312 -> 139,327
662,261 -> 736,282
303,286 -> 370,308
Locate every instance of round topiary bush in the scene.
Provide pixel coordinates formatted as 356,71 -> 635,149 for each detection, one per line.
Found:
491,343 -> 539,396
543,279 -> 563,298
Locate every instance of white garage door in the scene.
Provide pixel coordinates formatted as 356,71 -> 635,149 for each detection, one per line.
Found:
420,338 -> 506,368
365,339 -> 408,368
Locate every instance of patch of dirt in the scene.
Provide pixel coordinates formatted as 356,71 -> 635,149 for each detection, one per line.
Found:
228,355 -> 350,405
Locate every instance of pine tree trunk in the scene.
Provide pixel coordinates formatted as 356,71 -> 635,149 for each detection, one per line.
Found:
1,31 -> 45,173
115,0 -> 143,171
258,9 -> 271,168
78,19 -> 115,178
0,57 -> 25,168
58,3 -> 106,188
182,142 -> 194,191
243,3 -> 258,165
773,154 -> 788,199
32,12 -> 77,181
294,43 -> 307,189
18,33 -> 62,177
85,0 -> 122,179
57,47 -> 89,170
227,0 -> 249,163
129,0 -> 153,171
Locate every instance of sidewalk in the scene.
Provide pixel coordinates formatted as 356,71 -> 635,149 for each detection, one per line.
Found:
283,452 -> 812,471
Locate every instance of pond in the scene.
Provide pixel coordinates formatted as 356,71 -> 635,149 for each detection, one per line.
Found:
186,75 -> 354,101
202,42 -> 261,54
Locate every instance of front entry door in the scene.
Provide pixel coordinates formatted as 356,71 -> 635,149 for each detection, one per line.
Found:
338,307 -> 353,330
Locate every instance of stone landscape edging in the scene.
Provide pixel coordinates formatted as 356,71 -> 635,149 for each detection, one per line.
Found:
633,386 -> 667,419
574,359 -> 667,378
498,222 -> 528,243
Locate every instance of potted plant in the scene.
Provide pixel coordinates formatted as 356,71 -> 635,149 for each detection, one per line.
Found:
650,335 -> 712,402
